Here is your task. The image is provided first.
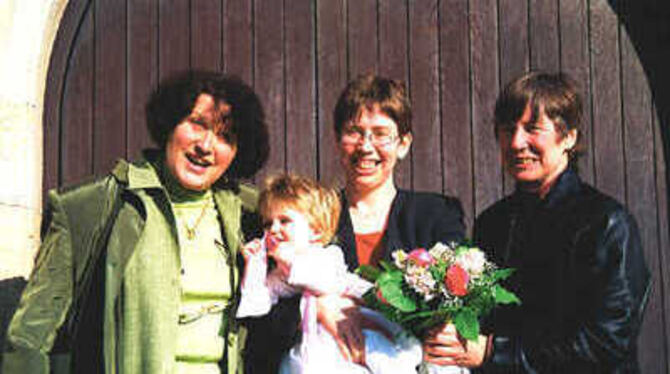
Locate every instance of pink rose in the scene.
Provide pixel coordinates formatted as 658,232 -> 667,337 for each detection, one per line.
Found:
408,248 -> 435,267
445,264 -> 469,296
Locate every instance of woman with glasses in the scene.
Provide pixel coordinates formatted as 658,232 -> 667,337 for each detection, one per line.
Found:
244,74 -> 465,373
322,74 -> 466,367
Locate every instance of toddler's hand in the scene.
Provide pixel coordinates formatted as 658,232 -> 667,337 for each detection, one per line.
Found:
264,234 -> 280,254
242,238 -> 264,262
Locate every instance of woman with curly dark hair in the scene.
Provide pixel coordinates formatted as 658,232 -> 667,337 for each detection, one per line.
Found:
4,71 -> 268,374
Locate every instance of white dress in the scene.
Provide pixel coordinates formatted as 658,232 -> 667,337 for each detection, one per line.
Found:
237,243 -> 423,374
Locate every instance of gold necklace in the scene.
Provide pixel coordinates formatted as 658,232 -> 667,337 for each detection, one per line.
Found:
183,202 -> 210,240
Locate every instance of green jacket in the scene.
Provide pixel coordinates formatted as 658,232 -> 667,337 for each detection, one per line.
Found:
2,156 -> 260,373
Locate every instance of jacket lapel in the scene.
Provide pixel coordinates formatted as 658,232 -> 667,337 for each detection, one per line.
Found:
337,191 -> 403,270
213,189 -> 242,266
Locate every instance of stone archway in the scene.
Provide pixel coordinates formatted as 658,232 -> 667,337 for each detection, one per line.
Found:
0,0 -> 69,280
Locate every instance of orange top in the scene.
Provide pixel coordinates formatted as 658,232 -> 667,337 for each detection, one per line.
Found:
355,231 -> 385,266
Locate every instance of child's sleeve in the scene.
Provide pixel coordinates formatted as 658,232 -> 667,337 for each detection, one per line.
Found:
266,269 -> 300,304
287,245 -> 373,297
341,271 -> 373,299
236,248 -> 272,317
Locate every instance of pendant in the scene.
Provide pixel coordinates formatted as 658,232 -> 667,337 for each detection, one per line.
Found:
186,227 -> 196,240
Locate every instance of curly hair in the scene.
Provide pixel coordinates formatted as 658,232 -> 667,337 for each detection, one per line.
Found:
259,173 -> 341,246
494,71 -> 584,163
145,70 -> 269,179
333,74 -> 412,138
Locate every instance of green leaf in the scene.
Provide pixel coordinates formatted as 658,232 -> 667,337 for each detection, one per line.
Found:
378,273 -> 416,312
379,260 -> 395,272
494,285 -> 521,304
377,269 -> 403,285
492,268 -> 515,281
380,286 -> 416,312
355,265 -> 381,282
453,308 -> 479,341
430,264 -> 447,284
454,245 -> 468,256
399,309 -> 442,323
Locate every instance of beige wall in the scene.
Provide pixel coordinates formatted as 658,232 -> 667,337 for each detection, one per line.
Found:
0,0 -> 68,279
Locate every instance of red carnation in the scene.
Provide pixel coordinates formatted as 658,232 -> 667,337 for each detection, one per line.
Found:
445,264 -> 469,296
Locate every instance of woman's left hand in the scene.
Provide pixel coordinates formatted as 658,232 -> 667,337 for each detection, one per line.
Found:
422,323 -> 488,368
316,294 -> 366,364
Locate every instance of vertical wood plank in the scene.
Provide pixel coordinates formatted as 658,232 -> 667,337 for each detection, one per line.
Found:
409,0 -> 440,193
470,0 -> 502,215
621,21 -> 666,372
440,0 -> 473,233
499,0 -> 529,196
378,0 -> 408,82
654,106 -> 670,371
43,0 -> 93,194
223,0 -> 252,83
499,0 -> 529,85
254,0 -> 285,180
347,0 -> 377,77
94,0 -> 127,175
529,0 -> 559,72
285,0 -> 316,177
159,0 -> 190,78
378,0 -> 410,190
316,0 -> 347,186
191,0 -> 222,71
589,0 -> 624,202
559,0 -> 595,184
44,71 -> 60,191
127,0 -> 158,158
61,9 -> 95,186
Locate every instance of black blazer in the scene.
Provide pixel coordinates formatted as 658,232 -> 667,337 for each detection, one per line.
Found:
337,189 -> 465,270
244,189 -> 465,374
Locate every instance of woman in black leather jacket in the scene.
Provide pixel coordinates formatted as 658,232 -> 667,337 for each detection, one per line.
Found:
427,72 -> 651,373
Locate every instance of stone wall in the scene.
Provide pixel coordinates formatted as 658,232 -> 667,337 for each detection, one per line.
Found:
0,0 -> 67,280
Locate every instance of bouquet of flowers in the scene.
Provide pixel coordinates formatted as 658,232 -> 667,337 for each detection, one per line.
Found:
357,242 -> 520,372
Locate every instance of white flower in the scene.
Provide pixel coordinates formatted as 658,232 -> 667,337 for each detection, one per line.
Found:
392,250 -> 408,268
404,265 -> 437,301
428,242 -> 455,262
455,248 -> 487,277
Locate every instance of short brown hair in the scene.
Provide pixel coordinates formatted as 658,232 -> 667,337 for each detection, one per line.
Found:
494,71 -> 583,162
259,174 -> 341,245
333,74 -> 411,138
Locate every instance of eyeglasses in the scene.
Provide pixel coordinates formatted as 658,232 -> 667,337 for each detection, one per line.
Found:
340,127 -> 398,147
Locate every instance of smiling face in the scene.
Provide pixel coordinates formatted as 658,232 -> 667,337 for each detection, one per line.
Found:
263,205 -> 321,251
498,104 -> 577,196
165,93 -> 238,191
337,106 -> 412,194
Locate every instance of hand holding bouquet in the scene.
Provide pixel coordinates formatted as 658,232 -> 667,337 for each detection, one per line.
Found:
357,242 -> 520,372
